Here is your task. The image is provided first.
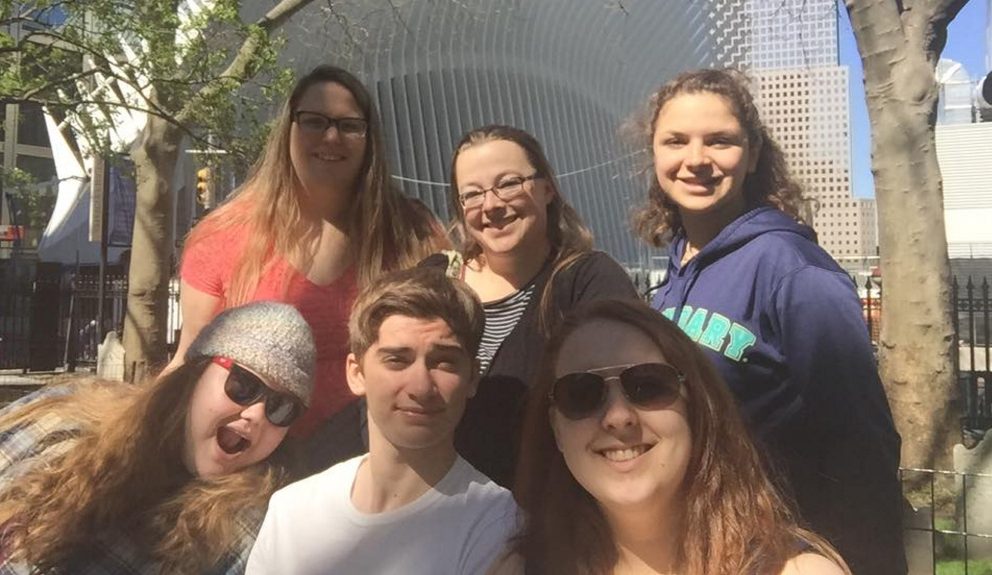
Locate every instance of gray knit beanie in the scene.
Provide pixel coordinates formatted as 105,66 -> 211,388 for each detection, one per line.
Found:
186,302 -> 316,407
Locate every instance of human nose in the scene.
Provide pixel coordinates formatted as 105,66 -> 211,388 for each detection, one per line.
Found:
600,384 -> 637,430
481,186 -> 508,211
240,400 -> 268,424
321,123 -> 343,143
405,362 -> 439,399
684,140 -> 710,168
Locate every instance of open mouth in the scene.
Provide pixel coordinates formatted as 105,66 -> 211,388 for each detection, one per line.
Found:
216,426 -> 251,455
597,444 -> 652,463
313,152 -> 345,162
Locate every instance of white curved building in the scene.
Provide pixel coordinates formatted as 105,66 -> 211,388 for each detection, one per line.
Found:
272,0 -> 751,268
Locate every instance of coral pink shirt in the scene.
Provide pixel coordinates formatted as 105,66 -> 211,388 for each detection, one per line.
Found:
180,224 -> 359,438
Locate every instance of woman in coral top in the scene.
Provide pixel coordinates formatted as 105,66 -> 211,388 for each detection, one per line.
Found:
172,65 -> 446,465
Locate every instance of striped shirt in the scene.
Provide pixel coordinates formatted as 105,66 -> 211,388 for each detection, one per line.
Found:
477,284 -> 536,375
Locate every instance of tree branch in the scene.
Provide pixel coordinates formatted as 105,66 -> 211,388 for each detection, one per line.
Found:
177,0 -> 317,124
19,67 -> 101,101
914,0 -> 970,66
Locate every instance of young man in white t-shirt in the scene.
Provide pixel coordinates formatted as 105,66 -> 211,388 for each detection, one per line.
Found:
246,267 -> 518,575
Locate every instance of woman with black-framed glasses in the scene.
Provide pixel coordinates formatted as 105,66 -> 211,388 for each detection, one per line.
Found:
428,125 -> 637,487
171,65 -> 448,472
0,301 -> 315,574
490,299 -> 849,575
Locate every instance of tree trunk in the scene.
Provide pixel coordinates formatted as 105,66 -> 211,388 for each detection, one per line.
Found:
871,87 -> 958,471
123,115 -> 183,382
846,0 -> 963,470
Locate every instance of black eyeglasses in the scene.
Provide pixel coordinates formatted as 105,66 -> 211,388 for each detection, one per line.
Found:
293,110 -> 368,138
457,173 -> 540,209
212,357 -> 304,427
549,363 -> 685,420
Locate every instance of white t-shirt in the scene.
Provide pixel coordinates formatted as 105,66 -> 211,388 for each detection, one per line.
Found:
246,454 -> 519,575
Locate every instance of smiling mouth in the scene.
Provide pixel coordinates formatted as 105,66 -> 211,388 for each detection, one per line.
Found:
314,153 -> 345,162
598,445 -> 651,462
680,178 -> 718,188
217,426 -> 251,455
398,407 -> 443,416
484,215 -> 518,229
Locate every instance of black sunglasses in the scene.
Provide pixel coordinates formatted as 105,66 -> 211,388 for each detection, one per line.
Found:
549,362 -> 685,420
213,357 -> 303,427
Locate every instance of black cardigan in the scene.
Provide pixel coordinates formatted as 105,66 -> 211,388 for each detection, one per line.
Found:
454,251 -> 638,486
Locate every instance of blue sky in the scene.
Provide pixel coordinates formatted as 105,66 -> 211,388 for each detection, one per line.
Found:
838,0 -> 988,198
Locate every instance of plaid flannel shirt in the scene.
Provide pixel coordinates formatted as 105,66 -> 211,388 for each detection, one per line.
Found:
0,384 -> 263,575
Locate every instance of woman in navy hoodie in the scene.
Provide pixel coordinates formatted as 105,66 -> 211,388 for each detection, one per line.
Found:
634,69 -> 904,575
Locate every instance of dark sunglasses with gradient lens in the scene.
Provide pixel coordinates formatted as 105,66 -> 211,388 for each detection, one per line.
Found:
212,357 -> 303,427
549,362 -> 685,420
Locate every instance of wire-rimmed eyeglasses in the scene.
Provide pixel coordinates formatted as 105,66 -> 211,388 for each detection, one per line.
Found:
457,173 -> 540,209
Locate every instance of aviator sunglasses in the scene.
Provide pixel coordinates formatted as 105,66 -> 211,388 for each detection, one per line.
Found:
549,362 -> 686,420
212,357 -> 303,427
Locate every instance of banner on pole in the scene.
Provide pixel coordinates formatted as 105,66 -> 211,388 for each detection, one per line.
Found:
88,155 -> 106,243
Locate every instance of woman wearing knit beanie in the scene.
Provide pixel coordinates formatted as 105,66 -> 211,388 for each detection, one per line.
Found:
0,301 -> 315,574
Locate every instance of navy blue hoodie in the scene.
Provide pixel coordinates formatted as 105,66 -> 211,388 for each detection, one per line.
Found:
653,206 -> 905,575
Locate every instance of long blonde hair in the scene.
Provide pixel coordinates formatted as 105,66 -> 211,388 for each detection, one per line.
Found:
449,125 -> 594,334
514,300 -> 850,575
0,364 -> 292,573
184,65 -> 447,303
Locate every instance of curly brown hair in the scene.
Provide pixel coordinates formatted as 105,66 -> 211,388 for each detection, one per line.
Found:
512,299 -> 849,575
0,363 -> 295,573
632,69 -> 805,247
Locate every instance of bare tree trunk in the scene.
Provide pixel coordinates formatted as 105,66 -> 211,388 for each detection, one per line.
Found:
871,87 -> 958,470
844,0 -> 969,470
123,115 -> 182,382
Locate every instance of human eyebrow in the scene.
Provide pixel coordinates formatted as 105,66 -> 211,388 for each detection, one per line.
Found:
707,130 -> 743,140
376,347 -> 414,357
430,343 -> 466,355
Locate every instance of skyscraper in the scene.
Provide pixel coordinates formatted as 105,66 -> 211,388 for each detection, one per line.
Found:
745,0 -> 877,260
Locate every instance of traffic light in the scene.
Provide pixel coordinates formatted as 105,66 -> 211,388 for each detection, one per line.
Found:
196,167 -> 213,208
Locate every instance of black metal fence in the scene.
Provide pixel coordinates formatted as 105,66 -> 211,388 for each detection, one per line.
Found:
902,467 -> 992,575
0,259 -> 180,375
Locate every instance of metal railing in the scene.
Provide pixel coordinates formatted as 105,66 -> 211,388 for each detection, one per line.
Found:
0,260 -> 181,376
902,467 -> 992,575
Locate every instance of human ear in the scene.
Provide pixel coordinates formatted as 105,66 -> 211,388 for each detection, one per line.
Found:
549,407 -> 564,453
345,353 -> 367,396
747,140 -> 762,174
542,181 -> 556,206
466,361 -> 480,399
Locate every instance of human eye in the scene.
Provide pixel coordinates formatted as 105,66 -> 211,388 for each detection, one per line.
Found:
431,354 -> 466,373
658,135 -> 685,148
707,133 -> 741,148
459,189 -> 484,205
496,177 -> 525,193
339,118 -> 367,136
380,354 -> 411,370
298,112 -> 327,132
499,176 -> 525,188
